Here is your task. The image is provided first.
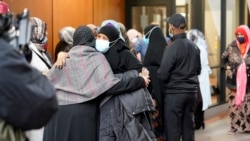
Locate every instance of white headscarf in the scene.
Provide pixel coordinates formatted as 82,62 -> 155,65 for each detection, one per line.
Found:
58,26 -> 75,45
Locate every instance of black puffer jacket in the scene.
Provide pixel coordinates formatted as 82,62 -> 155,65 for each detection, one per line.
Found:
99,70 -> 156,141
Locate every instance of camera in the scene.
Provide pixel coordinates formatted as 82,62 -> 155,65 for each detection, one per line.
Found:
0,8 -> 33,61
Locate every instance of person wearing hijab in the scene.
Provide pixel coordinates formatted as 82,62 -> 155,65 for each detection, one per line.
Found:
187,29 -> 212,130
97,25 -> 156,141
54,26 -> 75,61
143,24 -> 167,140
87,24 -> 98,37
28,17 -> 52,71
43,25 -> 150,141
0,5 -> 57,141
25,16 -> 53,141
222,25 -> 250,135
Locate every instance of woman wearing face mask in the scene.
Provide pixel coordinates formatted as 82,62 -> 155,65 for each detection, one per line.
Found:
134,24 -> 158,62
97,25 -> 156,141
126,28 -> 142,57
222,25 -> 250,135
43,25 -> 151,141
142,25 -> 167,140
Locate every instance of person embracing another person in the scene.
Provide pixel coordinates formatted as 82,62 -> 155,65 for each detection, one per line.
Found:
43,25 -> 152,141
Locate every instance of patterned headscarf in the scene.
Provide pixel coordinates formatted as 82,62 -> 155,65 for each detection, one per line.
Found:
30,17 -> 47,44
30,17 -> 47,52
58,26 -> 75,45
73,26 -> 95,47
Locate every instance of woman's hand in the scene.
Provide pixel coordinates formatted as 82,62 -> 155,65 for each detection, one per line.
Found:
139,67 -> 150,87
54,52 -> 69,69
42,70 -> 49,76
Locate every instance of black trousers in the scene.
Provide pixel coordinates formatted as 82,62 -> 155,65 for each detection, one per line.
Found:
194,100 -> 204,128
163,94 -> 195,141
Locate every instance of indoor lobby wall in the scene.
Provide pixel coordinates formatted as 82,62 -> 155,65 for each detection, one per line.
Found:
4,0 -> 125,61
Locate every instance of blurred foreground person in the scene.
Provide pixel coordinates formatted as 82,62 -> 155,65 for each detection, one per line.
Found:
0,8 -> 57,141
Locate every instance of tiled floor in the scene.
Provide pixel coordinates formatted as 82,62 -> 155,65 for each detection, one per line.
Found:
195,113 -> 250,141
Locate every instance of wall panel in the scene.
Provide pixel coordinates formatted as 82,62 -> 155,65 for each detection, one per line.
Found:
5,0 -> 53,58
53,0 -> 94,59
3,0 -> 125,61
94,0 -> 125,25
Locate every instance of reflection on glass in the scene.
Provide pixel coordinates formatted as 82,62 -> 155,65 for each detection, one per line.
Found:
225,0 -> 240,102
205,0 -> 221,106
131,6 -> 167,35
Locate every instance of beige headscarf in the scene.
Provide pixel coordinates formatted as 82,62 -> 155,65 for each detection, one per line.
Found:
58,26 -> 75,45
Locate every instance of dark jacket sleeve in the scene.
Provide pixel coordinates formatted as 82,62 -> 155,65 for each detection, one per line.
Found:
105,76 -> 145,95
121,50 -> 143,72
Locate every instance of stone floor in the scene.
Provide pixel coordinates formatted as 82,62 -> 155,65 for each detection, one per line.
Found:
195,113 -> 250,141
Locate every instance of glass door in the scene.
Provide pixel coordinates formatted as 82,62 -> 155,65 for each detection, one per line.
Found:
131,6 -> 167,35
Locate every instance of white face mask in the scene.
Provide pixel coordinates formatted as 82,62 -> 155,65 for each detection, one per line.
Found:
168,29 -> 174,38
131,37 -> 138,44
95,39 -> 110,53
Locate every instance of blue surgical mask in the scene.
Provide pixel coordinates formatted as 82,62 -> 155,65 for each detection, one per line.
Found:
95,39 -> 110,53
237,37 -> 245,44
143,26 -> 158,45
143,36 -> 149,45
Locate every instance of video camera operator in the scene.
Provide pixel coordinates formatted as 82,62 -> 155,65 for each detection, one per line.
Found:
0,2 -> 58,141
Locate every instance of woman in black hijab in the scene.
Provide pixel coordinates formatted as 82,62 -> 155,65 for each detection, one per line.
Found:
143,25 -> 167,140
97,25 -> 156,141
96,25 -> 143,73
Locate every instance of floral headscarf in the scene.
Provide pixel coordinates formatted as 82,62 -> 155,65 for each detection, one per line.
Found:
30,17 -> 48,52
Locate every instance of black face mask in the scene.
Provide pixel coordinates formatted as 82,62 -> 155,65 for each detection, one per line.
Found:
237,36 -> 245,44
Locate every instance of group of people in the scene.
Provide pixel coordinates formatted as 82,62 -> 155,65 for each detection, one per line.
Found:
1,0 -> 250,140
46,13 -> 202,141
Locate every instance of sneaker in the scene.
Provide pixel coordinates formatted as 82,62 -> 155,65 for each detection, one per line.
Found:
228,128 -> 237,135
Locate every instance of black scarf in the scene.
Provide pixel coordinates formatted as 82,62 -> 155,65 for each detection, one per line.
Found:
143,26 -> 167,67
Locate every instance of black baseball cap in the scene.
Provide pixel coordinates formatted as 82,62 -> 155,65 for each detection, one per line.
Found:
166,13 -> 186,29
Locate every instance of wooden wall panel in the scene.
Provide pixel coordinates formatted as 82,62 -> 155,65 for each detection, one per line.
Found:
3,0 -> 125,61
94,0 -> 125,25
5,0 -> 53,59
53,0 -> 94,60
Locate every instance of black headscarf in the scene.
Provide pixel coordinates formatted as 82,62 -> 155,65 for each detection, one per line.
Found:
98,25 -> 119,42
98,25 -> 142,73
73,26 -> 95,47
143,25 -> 167,67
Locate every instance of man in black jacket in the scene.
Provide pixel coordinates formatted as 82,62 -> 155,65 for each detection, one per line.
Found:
158,13 -> 201,141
